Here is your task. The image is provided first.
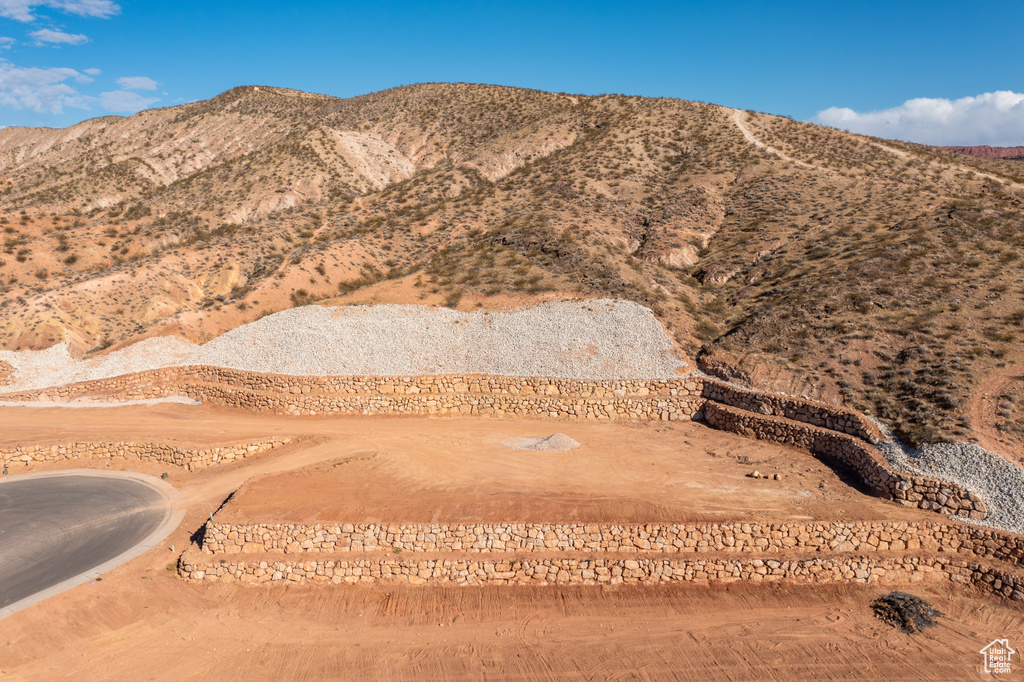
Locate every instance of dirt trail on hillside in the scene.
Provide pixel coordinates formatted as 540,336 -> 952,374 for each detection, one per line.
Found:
730,110 -> 817,170
732,109 -> 1024,193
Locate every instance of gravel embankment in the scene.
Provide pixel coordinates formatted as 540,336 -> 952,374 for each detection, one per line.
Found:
875,425 -> 1024,535
0,337 -> 195,393
0,300 -> 687,392
0,396 -> 200,408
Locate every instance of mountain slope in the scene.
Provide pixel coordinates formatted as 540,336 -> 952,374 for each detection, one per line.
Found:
1,83 -> 1023,447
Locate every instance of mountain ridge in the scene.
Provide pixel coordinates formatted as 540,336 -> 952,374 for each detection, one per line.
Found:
1,82 -> 1023,447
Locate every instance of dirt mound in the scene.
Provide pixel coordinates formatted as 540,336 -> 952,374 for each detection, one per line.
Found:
501,433 -> 581,451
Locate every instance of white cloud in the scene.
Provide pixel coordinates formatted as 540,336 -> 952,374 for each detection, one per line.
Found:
814,91 -> 1024,146
0,62 -> 92,113
0,36 -> 15,49
99,88 -> 157,113
82,66 -> 99,75
30,28 -> 88,45
116,75 -> 157,91
0,0 -> 119,22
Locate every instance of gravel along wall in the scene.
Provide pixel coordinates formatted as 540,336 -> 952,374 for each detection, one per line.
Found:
201,520 -> 1024,568
0,437 -> 292,471
178,552 -> 1024,602
0,300 -> 687,391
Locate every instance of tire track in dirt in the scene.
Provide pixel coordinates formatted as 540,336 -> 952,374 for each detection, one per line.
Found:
966,366 -> 1024,464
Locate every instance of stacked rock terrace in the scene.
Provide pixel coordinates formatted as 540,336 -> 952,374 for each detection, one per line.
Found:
0,366 -> 982,520
704,403 -> 985,519
200,520 -> 1024,564
0,437 -> 293,471
4,362 -> 1016,598
177,553 -> 1023,599
182,518 -> 1024,601
188,520 -> 1024,600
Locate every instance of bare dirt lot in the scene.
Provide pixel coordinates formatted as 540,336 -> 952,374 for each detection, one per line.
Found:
0,403 -> 1018,680
3,403 -> 930,525
1,577 -> 1018,680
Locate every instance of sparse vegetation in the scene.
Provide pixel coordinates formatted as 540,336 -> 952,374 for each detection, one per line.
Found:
0,83 -> 1021,446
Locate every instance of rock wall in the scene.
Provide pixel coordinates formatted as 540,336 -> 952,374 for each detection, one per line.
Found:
704,402 -> 986,519
0,367 -> 883,434
187,518 -> 1024,601
700,380 -> 882,441
177,552 -> 1024,602
0,437 -> 292,471
0,367 -> 708,420
0,360 -> 12,387
201,520 -> 1024,569
0,366 -> 901,443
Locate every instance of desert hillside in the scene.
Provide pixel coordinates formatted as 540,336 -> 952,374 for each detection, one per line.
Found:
1,83 -> 1023,446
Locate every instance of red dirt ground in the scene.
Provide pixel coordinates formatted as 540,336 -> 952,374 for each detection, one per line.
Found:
0,403 -> 1018,680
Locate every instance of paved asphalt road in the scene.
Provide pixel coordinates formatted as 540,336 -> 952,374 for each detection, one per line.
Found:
0,474 -> 168,610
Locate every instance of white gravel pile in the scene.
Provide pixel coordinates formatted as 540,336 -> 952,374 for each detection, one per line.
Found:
0,396 -> 200,408
874,425 -> 1024,535
0,300 -> 686,392
501,433 -> 581,451
0,336 -> 195,393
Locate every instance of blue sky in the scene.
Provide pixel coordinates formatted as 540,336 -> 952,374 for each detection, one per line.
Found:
0,0 -> 1022,144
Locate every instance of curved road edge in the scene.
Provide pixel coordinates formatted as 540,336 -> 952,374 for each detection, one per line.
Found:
0,469 -> 184,620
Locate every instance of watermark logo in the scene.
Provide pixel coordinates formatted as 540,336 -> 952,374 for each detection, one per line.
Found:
981,639 -> 1015,674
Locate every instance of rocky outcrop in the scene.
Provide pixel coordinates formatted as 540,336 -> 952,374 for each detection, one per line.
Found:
938,145 -> 1024,159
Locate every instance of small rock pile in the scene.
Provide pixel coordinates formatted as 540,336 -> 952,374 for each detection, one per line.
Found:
502,433 -> 581,451
871,592 -> 942,633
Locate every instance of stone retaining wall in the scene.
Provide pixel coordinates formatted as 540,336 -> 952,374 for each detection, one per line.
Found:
700,380 -> 883,441
704,402 -> 986,519
201,520 -> 1023,568
178,552 -> 1024,602
0,436 -> 293,471
1,366 -> 704,402
0,367 -> 708,421
0,367 -> 881,436
0,365 -> 988,520
0,366 -> 881,440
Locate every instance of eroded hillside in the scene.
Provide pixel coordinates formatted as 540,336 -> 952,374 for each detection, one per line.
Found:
1,83 -> 1023,446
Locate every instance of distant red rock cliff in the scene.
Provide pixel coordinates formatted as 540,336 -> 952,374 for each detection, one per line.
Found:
937,145 -> 1024,159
